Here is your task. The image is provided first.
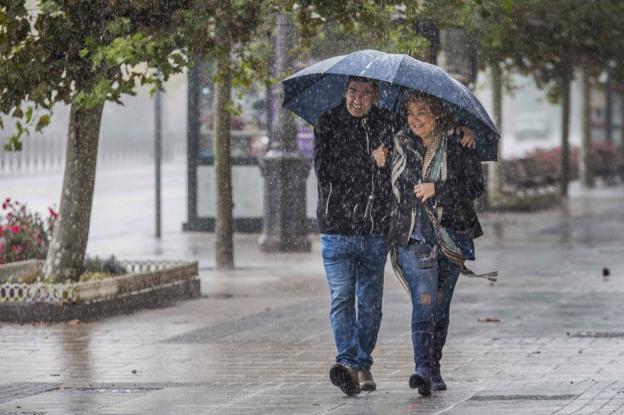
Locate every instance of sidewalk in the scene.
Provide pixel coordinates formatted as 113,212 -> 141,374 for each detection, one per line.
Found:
1,165 -> 624,414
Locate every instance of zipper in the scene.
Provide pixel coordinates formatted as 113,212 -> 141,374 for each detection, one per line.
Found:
406,207 -> 417,245
325,182 -> 333,215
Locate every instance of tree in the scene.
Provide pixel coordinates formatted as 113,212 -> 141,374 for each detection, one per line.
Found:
0,1 -> 224,281
464,0 -> 624,195
293,1 -> 469,59
207,2 -> 274,268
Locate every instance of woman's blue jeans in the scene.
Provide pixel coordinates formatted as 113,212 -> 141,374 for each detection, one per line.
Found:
320,234 -> 389,371
398,241 -> 460,372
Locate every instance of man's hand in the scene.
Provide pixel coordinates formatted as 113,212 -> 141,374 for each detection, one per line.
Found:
414,183 -> 435,203
458,126 -> 476,149
372,144 -> 388,167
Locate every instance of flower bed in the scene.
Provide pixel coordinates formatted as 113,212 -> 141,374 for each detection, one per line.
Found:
0,198 -> 56,265
502,141 -> 624,191
0,259 -> 200,322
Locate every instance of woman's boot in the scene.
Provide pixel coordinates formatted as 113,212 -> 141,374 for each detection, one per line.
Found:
409,320 -> 433,396
431,324 -> 448,391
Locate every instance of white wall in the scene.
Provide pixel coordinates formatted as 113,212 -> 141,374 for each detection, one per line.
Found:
475,71 -> 584,159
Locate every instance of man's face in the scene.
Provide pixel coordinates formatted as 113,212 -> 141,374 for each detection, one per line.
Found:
344,81 -> 379,118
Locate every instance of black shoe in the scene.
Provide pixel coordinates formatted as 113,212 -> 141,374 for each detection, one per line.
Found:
409,372 -> 432,397
358,369 -> 376,391
330,364 -> 361,396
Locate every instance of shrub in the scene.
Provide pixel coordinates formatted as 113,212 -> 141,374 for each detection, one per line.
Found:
0,198 -> 57,265
83,255 -> 127,276
502,141 -> 624,189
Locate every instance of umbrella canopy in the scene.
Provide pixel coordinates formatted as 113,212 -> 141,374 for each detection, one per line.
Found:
282,49 -> 499,161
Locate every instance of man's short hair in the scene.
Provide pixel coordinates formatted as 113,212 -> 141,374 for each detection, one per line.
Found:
345,76 -> 379,92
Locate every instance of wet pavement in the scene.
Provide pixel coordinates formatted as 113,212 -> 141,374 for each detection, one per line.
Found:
2,164 -> 624,414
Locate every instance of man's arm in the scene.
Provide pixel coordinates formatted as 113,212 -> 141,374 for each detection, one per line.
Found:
457,126 -> 476,149
313,115 -> 336,184
371,111 -> 403,167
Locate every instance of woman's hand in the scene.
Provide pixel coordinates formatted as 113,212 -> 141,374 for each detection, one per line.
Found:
414,183 -> 435,203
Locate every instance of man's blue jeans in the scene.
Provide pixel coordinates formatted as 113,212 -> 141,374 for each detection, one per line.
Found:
320,234 -> 389,371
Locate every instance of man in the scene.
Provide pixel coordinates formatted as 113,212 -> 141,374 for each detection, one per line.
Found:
313,76 -> 398,396
314,76 -> 476,396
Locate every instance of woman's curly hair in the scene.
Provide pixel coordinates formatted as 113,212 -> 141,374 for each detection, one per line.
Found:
403,91 -> 457,131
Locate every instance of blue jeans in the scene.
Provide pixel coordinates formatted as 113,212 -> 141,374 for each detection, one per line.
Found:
436,256 -> 460,329
320,234 -> 389,370
398,241 -> 461,372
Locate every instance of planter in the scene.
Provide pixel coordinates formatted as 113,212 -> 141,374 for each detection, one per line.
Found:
487,189 -> 561,212
0,259 -> 200,322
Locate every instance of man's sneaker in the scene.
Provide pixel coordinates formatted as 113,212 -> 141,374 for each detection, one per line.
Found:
329,364 -> 361,396
358,369 -> 376,391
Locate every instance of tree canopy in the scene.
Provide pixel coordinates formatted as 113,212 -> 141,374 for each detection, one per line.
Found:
0,0 -> 275,150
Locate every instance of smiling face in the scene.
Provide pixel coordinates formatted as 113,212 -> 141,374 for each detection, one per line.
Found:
344,80 -> 379,118
406,100 -> 437,140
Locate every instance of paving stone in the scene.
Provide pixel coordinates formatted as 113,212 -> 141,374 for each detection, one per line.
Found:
2,172 -> 624,413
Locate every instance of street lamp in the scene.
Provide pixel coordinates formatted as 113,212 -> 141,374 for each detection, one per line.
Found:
258,14 -> 311,252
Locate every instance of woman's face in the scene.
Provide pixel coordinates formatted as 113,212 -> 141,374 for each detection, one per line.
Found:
406,100 -> 436,139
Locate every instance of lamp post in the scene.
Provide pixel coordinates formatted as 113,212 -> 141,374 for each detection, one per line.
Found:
155,73 -> 162,238
258,14 -> 311,252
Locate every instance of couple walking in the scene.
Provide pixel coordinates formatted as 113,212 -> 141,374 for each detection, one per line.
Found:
314,75 -> 488,397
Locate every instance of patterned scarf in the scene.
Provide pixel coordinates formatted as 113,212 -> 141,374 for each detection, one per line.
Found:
421,131 -> 498,282
391,129 -> 498,285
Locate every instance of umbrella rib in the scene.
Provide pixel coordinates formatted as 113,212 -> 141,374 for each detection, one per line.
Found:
392,54 -> 407,84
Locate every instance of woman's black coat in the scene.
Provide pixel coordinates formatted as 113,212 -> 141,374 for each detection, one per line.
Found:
386,130 -> 485,246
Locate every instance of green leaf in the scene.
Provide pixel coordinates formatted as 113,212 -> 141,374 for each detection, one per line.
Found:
4,134 -> 23,152
25,106 -> 33,124
39,1 -> 60,14
35,114 -> 51,132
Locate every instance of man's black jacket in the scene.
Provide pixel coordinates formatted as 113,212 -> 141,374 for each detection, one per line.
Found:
313,102 -> 401,235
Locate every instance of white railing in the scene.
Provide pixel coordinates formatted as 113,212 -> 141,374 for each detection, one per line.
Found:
0,131 -> 179,176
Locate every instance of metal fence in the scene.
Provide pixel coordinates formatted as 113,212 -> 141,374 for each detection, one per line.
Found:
0,131 -> 176,176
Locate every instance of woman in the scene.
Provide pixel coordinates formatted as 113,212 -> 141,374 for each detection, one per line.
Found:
387,92 -> 494,396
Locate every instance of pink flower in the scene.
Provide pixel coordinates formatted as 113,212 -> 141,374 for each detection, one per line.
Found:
10,225 -> 20,234
11,244 -> 23,254
1,198 -> 9,210
48,207 -> 58,219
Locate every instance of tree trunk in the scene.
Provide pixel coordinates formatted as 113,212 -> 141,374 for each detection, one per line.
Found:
43,103 -> 105,281
488,63 -> 504,202
579,68 -> 594,188
559,74 -> 571,197
605,73 -> 613,143
621,92 -> 624,145
213,49 -> 234,269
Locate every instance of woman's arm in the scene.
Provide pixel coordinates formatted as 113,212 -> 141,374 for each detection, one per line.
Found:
434,144 -> 484,206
